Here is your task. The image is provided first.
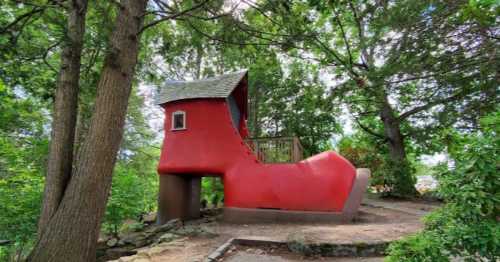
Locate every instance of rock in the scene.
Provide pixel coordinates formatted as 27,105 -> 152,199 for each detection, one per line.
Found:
200,230 -> 218,238
97,240 -> 108,251
118,256 -> 137,262
173,225 -> 217,238
174,238 -> 187,246
105,247 -> 137,261
138,245 -> 171,257
107,238 -> 119,247
157,233 -> 178,243
131,258 -> 150,262
286,232 -> 314,256
148,219 -> 182,234
117,232 -> 152,248
142,212 -> 157,225
190,255 -> 203,262
120,232 -> 141,245
286,232 -> 388,257
132,237 -> 149,248
255,249 -> 265,255
173,225 -> 197,236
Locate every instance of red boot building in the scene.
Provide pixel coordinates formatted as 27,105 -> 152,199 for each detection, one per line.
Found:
156,71 -> 370,224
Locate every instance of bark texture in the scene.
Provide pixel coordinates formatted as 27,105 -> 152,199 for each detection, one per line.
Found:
380,100 -> 406,162
28,0 -> 147,261
39,0 -> 88,233
250,84 -> 260,137
380,97 -> 417,196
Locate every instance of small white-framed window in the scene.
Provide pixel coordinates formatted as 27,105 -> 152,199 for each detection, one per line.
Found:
171,111 -> 186,130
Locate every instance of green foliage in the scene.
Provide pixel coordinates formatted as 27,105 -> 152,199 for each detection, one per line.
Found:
386,232 -> 448,262
386,112 -> 500,261
0,80 -> 48,261
381,159 -> 417,198
222,0 -> 498,196
1,1 -> 498,259
145,16 -> 340,156
103,163 -> 155,235
201,177 -> 224,208
103,136 -> 159,236
338,132 -> 417,197
0,171 -> 44,261
337,133 -> 385,172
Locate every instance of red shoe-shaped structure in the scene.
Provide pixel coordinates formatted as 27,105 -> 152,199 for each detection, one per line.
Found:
156,71 -> 370,224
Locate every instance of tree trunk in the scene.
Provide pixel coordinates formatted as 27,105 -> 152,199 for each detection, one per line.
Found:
38,0 -> 88,233
28,1 -> 147,261
250,84 -> 260,137
380,98 -> 417,196
380,101 -> 406,162
194,45 -> 203,79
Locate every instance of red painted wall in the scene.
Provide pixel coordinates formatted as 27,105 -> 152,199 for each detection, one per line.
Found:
158,98 -> 357,212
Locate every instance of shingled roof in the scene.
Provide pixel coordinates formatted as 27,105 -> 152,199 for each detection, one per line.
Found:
156,70 -> 248,105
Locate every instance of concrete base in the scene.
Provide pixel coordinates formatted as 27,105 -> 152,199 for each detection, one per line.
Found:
223,207 -> 349,224
157,174 -> 201,224
342,168 -> 371,220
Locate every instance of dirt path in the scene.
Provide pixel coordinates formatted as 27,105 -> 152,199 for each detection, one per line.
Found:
110,199 -> 439,262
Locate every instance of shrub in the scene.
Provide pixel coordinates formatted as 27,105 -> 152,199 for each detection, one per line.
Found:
385,112 -> 500,261
338,134 -> 417,197
103,162 -> 157,236
201,177 -> 224,208
386,233 -> 448,262
0,134 -> 47,261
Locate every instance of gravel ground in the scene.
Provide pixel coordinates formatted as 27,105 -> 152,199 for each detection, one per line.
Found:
111,198 -> 440,262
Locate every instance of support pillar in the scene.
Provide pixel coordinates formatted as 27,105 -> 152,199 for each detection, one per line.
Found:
157,174 -> 201,225
187,176 -> 201,219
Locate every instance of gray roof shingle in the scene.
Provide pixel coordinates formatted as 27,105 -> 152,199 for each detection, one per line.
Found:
156,70 -> 247,105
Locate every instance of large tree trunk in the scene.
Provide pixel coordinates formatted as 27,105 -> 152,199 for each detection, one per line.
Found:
250,84 -> 260,137
38,0 -> 88,233
28,1 -> 147,261
380,101 -> 406,162
194,45 -> 203,79
380,98 -> 417,196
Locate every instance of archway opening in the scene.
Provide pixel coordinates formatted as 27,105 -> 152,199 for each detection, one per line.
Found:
200,176 -> 224,210
157,173 -> 224,224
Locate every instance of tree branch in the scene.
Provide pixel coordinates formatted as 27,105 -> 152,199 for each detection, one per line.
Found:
184,18 -> 281,46
0,7 -> 45,35
347,1 -> 370,70
387,57 -> 491,84
353,117 -> 387,140
42,40 -> 62,73
332,7 -> 354,69
139,0 -> 209,34
312,36 -> 357,77
397,89 -> 473,121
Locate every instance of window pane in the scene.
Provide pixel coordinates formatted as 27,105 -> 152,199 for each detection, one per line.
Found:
174,114 -> 184,129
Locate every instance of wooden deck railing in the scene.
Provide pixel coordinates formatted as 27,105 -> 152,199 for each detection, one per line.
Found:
244,136 -> 304,163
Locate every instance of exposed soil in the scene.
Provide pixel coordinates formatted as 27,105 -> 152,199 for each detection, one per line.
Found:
221,244 -> 384,262
110,198 -> 440,262
128,237 -> 223,262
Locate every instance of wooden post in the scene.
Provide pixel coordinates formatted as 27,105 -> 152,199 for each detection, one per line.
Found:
292,137 -> 300,162
157,174 -> 201,224
187,176 -> 201,219
255,140 -> 260,162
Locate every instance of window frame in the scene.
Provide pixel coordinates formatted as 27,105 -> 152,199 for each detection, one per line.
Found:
171,110 -> 186,131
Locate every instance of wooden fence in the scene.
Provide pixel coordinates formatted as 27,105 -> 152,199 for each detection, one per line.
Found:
244,136 -> 304,163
